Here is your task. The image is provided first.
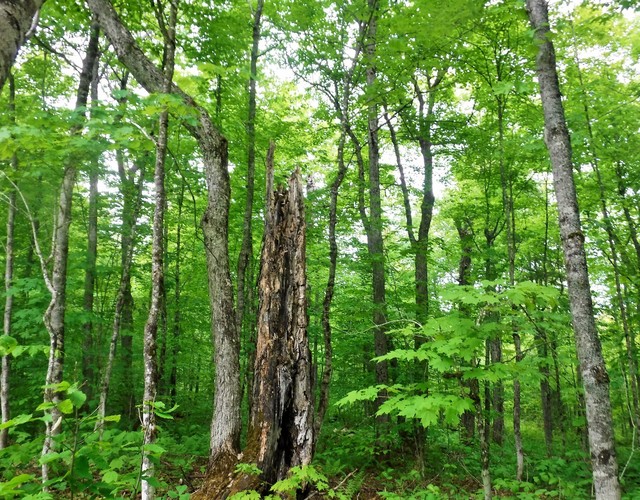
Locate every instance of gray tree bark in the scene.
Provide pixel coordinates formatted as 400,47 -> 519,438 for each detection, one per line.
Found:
141,2 -> 177,497
0,74 -> 17,450
194,169 -> 314,498
95,159 -> 144,436
236,0 -> 264,369
81,20 -> 101,406
86,0 -> 240,463
526,1 -> 621,498
361,0 -> 389,422
0,0 -> 44,91
41,22 -> 100,486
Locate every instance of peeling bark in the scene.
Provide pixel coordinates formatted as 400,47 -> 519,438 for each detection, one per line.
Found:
194,170 -> 314,498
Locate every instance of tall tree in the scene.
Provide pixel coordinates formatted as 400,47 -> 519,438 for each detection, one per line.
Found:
0,74 -> 17,450
81,19 -> 101,406
195,169 -> 314,498
86,0 -> 240,464
526,1 -> 621,498
40,22 -> 100,486
361,0 -> 389,420
140,1 -> 177,497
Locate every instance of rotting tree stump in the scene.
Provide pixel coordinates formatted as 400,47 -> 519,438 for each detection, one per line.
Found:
193,168 -> 314,499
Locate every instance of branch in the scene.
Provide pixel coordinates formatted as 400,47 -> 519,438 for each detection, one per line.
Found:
0,172 -> 53,293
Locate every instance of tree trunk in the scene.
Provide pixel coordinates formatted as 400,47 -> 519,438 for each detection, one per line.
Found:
81,20 -> 101,405
316,130 -> 347,437
0,74 -> 17,450
169,179 -> 184,404
0,0 -> 44,91
86,0 -> 240,463
95,159 -> 144,436
141,2 -> 177,497
236,0 -> 264,353
526,1 -> 621,497
41,23 -> 100,486
194,169 -> 314,498
361,0 -> 388,422
481,342 -> 492,500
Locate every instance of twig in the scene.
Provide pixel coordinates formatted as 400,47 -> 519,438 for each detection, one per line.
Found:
620,415 -> 637,479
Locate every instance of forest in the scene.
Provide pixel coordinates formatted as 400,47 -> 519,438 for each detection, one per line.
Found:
0,0 -> 639,498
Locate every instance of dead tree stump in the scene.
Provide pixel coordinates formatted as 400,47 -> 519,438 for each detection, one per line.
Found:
194,168 -> 314,498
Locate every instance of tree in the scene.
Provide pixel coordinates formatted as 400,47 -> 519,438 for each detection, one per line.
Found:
194,168 -> 314,498
526,0 -> 621,497
86,0 -> 240,465
0,0 -> 45,91
40,22 -> 100,486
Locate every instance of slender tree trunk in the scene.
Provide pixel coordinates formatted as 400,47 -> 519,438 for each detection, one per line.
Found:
0,74 -> 18,450
169,179 -> 184,404
41,23 -> 100,486
94,160 -> 144,435
497,105 -> 524,478
481,342 -> 492,500
361,0 -> 388,423
0,0 -> 44,91
236,0 -> 264,355
81,21 -> 101,404
537,179 -> 555,456
526,1 -> 621,497
88,0 -> 240,464
141,2 -> 177,497
316,131 -> 347,437
194,170 -> 314,498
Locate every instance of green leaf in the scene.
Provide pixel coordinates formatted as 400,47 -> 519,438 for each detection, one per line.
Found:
57,399 -> 74,414
68,388 -> 87,408
0,473 -> 35,494
103,470 -> 119,484
143,443 -> 166,455
336,385 -> 387,407
0,336 -> 18,356
0,413 -> 32,430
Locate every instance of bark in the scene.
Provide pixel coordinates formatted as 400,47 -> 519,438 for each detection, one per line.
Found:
236,0 -> 264,354
483,216 -> 504,446
95,160 -> 144,436
41,23 -> 100,486
316,130 -> 348,437
456,218 -> 478,442
411,73 -> 442,324
361,0 -> 388,420
481,342 -> 492,500
0,74 -> 17,450
0,0 -> 44,91
86,0 -> 240,462
169,179 -> 185,404
526,1 -> 621,497
141,2 -> 177,497
81,20 -> 101,405
194,170 -> 314,498
537,178 -> 555,456
498,104 -> 523,479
